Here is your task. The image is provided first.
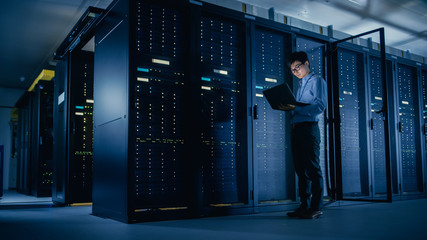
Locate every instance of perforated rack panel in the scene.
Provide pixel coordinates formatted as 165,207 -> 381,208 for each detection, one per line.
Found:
199,14 -> 246,204
422,69 -> 427,166
69,50 -> 94,203
254,28 -> 293,202
133,1 -> 188,207
369,57 -> 387,195
337,48 -> 365,195
397,63 -> 420,193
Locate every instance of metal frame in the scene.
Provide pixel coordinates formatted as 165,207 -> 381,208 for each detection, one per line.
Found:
328,28 -> 392,202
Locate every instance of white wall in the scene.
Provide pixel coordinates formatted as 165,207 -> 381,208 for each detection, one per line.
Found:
0,87 -> 25,190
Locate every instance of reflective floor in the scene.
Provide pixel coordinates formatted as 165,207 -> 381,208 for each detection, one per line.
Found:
0,190 -> 52,205
0,196 -> 426,240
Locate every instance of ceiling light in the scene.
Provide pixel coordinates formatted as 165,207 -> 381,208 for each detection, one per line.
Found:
347,0 -> 367,7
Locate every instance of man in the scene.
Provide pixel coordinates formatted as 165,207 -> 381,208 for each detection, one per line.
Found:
279,51 -> 327,219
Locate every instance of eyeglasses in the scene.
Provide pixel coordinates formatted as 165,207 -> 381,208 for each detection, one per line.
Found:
291,63 -> 303,73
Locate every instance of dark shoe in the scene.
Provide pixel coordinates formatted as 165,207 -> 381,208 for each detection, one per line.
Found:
299,210 -> 323,219
286,207 -> 308,218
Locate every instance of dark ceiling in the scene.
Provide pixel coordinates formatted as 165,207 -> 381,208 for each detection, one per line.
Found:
0,0 -> 113,90
0,0 -> 426,90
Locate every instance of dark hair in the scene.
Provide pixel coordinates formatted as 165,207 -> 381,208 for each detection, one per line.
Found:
288,51 -> 309,67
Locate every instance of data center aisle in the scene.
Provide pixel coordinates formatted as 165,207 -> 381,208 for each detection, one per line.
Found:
0,198 -> 426,240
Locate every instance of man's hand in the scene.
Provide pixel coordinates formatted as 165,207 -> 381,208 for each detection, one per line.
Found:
278,104 -> 295,111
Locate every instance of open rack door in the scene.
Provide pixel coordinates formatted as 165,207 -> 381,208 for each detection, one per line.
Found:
328,28 -> 392,202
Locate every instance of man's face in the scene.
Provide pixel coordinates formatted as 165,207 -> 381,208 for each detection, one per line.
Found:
290,60 -> 310,79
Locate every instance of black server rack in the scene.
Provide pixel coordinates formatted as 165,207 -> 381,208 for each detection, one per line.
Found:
53,50 -> 94,205
30,81 -> 54,197
15,93 -> 33,195
133,0 -> 190,210
295,37 -> 328,195
336,48 -> 370,197
423,69 -> 427,168
252,27 -> 294,205
368,56 -> 388,196
199,12 -> 248,209
69,51 -> 94,203
395,63 -> 423,193
93,0 -> 192,222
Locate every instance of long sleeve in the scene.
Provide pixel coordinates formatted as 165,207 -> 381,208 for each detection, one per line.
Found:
291,72 -> 327,124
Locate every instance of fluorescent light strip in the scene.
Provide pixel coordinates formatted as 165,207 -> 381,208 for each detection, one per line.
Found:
137,67 -> 149,72
137,77 -> 149,82
256,93 -> 263,97
86,99 -> 94,103
201,77 -> 211,81
402,101 -> 409,105
75,112 -> 84,116
152,58 -> 170,65
201,86 -> 211,90
375,96 -> 382,101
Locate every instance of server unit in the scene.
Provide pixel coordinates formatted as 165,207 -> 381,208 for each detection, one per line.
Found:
53,50 -> 94,204
30,81 -> 54,197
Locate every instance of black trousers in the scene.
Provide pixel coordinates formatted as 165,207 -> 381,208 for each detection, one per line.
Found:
291,122 -> 323,211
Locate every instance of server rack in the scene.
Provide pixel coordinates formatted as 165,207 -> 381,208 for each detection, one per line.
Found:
93,0 -> 193,222
15,93 -> 33,195
336,47 -> 370,197
53,50 -> 94,205
392,60 -> 423,194
198,9 -> 249,213
367,55 -> 388,196
30,81 -> 54,197
250,26 -> 295,207
422,67 -> 427,192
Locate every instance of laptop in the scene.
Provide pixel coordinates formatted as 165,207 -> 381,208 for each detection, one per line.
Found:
262,83 -> 309,110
